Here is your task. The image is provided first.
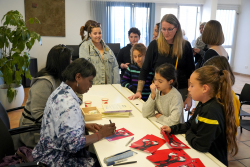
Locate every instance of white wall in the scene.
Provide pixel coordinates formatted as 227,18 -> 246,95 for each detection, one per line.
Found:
202,0 -> 218,21
0,0 -> 92,71
233,0 -> 250,75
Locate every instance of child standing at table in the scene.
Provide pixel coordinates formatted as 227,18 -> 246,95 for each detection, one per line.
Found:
142,63 -> 184,126
162,65 -> 238,166
121,43 -> 154,101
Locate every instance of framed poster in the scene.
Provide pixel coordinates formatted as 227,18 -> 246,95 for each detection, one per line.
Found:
25,0 -> 65,36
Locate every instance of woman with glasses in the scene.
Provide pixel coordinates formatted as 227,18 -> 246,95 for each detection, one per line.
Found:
129,14 -> 195,112
19,44 -> 72,148
79,23 -> 120,85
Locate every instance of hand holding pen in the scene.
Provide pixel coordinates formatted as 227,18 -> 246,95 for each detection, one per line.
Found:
99,120 -> 116,137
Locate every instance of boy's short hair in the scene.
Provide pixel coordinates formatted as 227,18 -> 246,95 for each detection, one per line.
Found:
128,27 -> 141,37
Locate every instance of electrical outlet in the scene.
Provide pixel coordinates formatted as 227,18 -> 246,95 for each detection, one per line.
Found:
245,66 -> 248,69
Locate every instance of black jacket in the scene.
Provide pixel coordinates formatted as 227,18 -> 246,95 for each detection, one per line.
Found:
170,98 -> 228,166
117,44 -> 132,77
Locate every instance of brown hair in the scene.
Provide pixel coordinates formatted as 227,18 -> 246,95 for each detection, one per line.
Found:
80,20 -> 97,40
155,63 -> 178,88
157,14 -> 184,58
202,20 -> 224,45
130,43 -> 147,64
195,66 -> 238,156
203,56 -> 235,85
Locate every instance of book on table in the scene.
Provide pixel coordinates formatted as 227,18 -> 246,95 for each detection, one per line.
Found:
102,103 -> 132,113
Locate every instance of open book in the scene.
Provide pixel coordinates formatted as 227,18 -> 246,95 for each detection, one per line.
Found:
102,103 -> 132,113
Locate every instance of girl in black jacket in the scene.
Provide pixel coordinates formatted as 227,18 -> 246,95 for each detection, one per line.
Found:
162,65 -> 238,166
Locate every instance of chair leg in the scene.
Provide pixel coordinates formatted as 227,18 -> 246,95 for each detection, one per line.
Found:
241,126 -> 242,133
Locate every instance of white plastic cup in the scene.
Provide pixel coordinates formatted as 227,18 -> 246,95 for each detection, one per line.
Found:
102,98 -> 109,105
85,101 -> 92,107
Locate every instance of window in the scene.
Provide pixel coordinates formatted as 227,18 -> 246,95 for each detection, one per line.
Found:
108,3 -> 153,47
161,7 -> 178,18
216,9 -> 237,63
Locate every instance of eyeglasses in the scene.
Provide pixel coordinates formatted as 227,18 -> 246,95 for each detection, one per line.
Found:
90,23 -> 101,28
161,27 -> 176,33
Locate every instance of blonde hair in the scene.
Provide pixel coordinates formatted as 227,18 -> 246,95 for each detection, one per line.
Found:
130,43 -> 147,64
157,14 -> 184,58
195,66 -> 238,156
202,20 -> 224,45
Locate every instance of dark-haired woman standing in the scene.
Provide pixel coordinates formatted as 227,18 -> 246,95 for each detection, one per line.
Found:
19,45 -> 72,148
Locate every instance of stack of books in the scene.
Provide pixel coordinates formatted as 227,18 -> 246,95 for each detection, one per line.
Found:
100,103 -> 132,118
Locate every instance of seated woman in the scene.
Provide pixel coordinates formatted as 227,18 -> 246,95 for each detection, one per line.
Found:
162,66 -> 238,166
32,58 -> 116,167
202,20 -> 229,63
142,63 -> 184,126
79,22 -> 120,84
121,43 -> 154,101
19,44 -> 72,148
203,56 -> 240,128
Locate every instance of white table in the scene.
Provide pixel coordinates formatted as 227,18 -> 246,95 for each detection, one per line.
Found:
112,84 -> 226,167
81,84 -> 225,167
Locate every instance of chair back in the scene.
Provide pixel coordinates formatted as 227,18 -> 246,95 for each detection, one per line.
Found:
240,83 -> 250,102
0,101 -> 10,129
106,43 -> 120,59
0,118 -> 15,160
67,45 -> 79,61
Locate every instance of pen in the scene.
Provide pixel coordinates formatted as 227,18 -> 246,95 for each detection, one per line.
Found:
125,137 -> 134,146
113,161 -> 137,166
106,158 -> 127,166
109,119 -> 112,124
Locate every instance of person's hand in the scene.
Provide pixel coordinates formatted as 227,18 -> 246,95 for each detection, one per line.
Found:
85,123 -> 103,133
121,63 -> 130,69
99,123 -> 116,138
193,48 -> 200,54
128,92 -> 142,100
184,96 -> 192,111
155,113 -> 162,118
161,125 -> 171,133
150,83 -> 157,95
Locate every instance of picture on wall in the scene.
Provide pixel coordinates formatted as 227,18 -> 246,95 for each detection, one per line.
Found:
25,0 -> 65,37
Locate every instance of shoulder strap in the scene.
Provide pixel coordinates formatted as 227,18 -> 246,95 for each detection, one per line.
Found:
175,57 -> 179,70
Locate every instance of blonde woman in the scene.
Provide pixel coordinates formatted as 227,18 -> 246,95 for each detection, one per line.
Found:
79,22 -> 120,84
202,20 -> 229,62
129,14 -> 195,112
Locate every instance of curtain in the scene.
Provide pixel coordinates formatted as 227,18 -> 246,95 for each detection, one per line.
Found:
90,1 -> 155,47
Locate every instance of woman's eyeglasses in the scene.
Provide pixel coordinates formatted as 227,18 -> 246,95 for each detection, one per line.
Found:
161,27 -> 176,33
90,23 -> 101,28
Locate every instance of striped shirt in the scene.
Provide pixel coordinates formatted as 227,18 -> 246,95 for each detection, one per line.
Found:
121,64 -> 154,101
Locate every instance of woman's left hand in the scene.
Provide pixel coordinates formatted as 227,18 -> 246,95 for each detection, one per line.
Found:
184,96 -> 192,111
85,123 -> 103,133
155,113 -> 162,118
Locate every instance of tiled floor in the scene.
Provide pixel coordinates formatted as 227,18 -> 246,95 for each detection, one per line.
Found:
7,73 -> 250,167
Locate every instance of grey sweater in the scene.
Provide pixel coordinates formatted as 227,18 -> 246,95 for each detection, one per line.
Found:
142,87 -> 184,126
19,75 -> 60,147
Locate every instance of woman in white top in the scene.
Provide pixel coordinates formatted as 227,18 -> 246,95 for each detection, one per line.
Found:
202,20 -> 229,63
142,63 -> 184,126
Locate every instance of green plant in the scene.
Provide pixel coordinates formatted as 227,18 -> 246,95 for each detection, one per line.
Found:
0,10 -> 41,102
